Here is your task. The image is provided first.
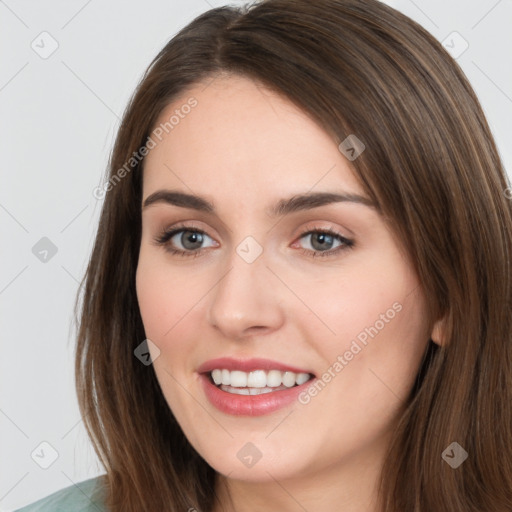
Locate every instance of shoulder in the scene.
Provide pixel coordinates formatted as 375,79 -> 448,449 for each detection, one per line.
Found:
14,475 -> 108,512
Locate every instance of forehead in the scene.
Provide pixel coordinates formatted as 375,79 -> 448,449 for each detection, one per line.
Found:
142,74 -> 363,203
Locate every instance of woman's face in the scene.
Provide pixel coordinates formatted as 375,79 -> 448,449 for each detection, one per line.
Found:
136,74 -> 432,485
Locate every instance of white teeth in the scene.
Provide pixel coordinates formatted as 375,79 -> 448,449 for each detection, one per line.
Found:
211,369 -> 222,385
267,370 -> 282,387
220,384 -> 289,395
230,370 -> 248,388
282,371 -> 296,387
247,370 -> 267,388
296,372 -> 310,385
209,369 -> 312,389
233,387 -> 250,395
249,386 -> 269,395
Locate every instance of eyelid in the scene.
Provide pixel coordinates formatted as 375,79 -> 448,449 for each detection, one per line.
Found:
293,220 -> 351,237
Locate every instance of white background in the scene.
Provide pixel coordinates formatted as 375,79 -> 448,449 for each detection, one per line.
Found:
1,0 -> 511,510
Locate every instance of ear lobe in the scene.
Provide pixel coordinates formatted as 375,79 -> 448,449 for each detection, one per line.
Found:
431,315 -> 447,346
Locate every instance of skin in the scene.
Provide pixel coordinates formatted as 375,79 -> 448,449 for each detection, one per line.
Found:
136,73 -> 444,512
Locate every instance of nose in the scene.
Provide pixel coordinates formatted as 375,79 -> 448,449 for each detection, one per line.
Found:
207,246 -> 286,340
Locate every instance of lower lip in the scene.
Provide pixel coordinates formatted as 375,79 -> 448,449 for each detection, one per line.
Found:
199,373 -> 315,416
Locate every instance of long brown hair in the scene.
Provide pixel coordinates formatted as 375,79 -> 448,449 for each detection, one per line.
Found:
75,0 -> 512,510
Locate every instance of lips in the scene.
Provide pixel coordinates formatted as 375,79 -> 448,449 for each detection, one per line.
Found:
197,357 -> 314,375
197,357 -> 317,416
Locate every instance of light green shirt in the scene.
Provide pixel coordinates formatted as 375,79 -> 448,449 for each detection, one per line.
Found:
14,476 -> 107,512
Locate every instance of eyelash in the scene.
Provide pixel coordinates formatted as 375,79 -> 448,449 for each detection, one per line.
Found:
152,223 -> 355,259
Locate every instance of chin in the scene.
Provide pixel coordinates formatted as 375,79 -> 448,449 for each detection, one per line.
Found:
200,442 -> 313,483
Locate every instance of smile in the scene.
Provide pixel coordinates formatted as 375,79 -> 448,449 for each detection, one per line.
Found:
210,369 -> 312,394
197,357 -> 317,415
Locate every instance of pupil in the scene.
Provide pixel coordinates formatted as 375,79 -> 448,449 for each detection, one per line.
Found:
182,231 -> 203,250
311,233 -> 333,251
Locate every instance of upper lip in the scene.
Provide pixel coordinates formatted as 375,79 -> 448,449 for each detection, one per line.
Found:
197,357 -> 315,375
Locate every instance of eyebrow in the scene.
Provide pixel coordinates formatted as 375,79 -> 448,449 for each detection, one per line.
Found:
142,189 -> 376,217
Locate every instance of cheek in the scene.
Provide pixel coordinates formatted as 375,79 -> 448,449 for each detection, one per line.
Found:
298,255 -> 429,396
135,251 -> 215,373
295,261 -> 415,352
135,256 -> 199,403
322,285 -> 428,411
135,253 -> 195,343
135,261 -> 170,340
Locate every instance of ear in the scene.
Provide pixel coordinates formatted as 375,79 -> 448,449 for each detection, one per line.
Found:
431,314 -> 447,346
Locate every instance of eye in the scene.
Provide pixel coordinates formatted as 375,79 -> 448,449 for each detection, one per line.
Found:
294,227 -> 354,258
153,224 -> 217,257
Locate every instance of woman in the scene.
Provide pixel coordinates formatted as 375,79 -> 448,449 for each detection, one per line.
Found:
17,0 -> 512,510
